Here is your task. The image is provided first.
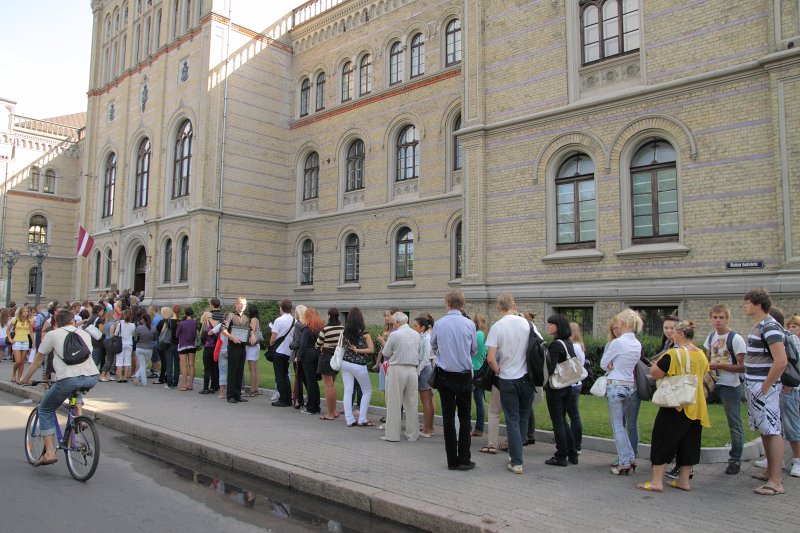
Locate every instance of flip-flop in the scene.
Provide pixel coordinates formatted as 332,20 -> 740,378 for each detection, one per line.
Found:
751,471 -> 770,481
668,480 -> 691,492
498,443 -> 509,452
753,484 -> 784,496
319,415 -> 336,421
33,457 -> 58,467
480,446 -> 497,454
636,482 -> 663,492
358,421 -> 375,427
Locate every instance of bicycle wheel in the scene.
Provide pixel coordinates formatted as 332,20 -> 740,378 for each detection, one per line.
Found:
24,408 -> 45,465
64,416 -> 100,482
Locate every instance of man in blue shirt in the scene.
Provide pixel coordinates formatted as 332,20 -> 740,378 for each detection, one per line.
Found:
431,290 -> 477,470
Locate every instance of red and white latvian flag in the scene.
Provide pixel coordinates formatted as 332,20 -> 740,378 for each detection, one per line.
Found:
76,226 -> 95,257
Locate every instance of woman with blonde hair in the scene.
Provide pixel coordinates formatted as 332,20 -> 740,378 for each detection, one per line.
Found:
7,305 -> 34,384
600,308 -> 643,475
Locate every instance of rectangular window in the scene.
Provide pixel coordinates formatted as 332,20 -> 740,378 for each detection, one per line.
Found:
630,305 -> 678,338
554,306 -> 594,336
557,179 -> 596,247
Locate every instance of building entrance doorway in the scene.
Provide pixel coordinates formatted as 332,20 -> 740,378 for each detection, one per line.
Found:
134,247 -> 146,296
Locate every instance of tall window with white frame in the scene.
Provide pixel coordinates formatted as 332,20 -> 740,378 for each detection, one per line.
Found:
315,72 -> 325,111
396,125 -> 419,181
299,78 -> 310,116
28,166 -> 40,191
389,42 -> 403,85
453,221 -> 463,279
630,140 -> 678,242
94,251 -> 101,288
301,240 -> 314,285
359,54 -> 372,95
341,61 -> 354,102
453,114 -> 462,171
102,153 -> 116,218
105,249 -> 113,288
28,267 -> 40,295
303,152 -> 319,200
346,140 -> 365,191
395,227 -> 414,280
410,33 -> 425,78
43,169 -> 55,194
28,215 -> 47,244
163,239 -> 172,283
179,235 -> 189,283
556,153 -> 596,249
580,0 -> 640,65
445,19 -> 461,66
344,234 -> 360,283
173,120 -> 192,198
134,138 -> 151,208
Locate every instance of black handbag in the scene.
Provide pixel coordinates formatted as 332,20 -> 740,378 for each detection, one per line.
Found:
104,335 -> 122,356
265,319 -> 295,362
473,360 -> 495,391
427,365 -> 440,389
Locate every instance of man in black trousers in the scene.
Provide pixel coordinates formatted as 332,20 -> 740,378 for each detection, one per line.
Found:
221,296 -> 249,403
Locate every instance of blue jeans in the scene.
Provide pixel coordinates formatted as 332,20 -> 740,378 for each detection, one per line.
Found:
781,388 -> 800,442
498,376 -> 534,466
38,375 -> 98,436
546,385 -> 577,459
607,383 -> 636,466
716,383 -> 744,462
473,385 -> 486,432
165,344 -> 180,387
625,388 -> 641,457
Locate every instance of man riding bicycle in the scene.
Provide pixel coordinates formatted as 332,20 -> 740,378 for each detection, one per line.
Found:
20,309 -> 99,466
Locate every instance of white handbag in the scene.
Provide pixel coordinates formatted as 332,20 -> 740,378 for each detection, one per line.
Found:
651,347 -> 698,408
590,375 -> 607,397
548,339 -> 588,389
330,332 -> 345,371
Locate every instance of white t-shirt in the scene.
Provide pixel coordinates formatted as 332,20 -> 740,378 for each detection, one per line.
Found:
116,321 -> 137,346
271,313 -> 295,356
703,330 -> 746,387
37,326 -> 99,380
486,314 -> 530,380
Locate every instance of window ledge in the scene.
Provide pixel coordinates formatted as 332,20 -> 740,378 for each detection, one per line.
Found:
338,283 -> 361,290
295,285 -> 314,292
174,282 -> 189,288
448,278 -> 462,285
388,280 -> 415,288
542,249 -> 604,264
616,242 -> 689,259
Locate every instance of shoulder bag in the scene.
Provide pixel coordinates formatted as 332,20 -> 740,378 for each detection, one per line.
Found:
651,347 -> 698,408
590,375 -> 608,397
548,339 -> 588,389
265,318 -> 295,362
634,356 -> 656,401
330,332 -> 345,371
104,324 -> 123,356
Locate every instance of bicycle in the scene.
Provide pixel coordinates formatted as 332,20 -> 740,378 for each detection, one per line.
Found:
24,383 -> 100,482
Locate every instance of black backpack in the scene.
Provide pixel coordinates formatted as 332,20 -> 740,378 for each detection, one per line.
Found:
525,321 -> 552,387
62,329 -> 92,365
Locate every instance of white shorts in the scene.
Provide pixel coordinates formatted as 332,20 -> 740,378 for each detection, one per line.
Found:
745,380 -> 783,436
12,341 -> 29,351
245,344 -> 260,361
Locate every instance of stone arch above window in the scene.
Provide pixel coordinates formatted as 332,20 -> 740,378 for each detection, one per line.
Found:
28,214 -> 48,244
608,114 -> 697,172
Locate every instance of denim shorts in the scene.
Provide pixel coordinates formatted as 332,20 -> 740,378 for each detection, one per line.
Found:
418,365 -> 433,391
12,341 -> 29,351
781,388 -> 800,442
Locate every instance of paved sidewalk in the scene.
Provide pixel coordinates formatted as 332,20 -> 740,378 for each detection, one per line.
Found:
1,364 -> 796,532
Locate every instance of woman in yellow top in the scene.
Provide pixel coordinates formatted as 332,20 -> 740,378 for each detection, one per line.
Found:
6,305 -> 35,384
637,320 -> 710,492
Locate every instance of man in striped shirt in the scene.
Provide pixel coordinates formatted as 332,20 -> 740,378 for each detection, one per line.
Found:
744,288 -> 788,496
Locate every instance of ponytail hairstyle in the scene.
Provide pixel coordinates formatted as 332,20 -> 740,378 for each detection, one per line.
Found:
414,313 -> 435,332
615,308 -> 644,334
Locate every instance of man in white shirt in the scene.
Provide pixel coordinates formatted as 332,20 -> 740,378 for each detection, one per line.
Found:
704,304 -> 746,475
380,312 -> 420,442
269,299 -> 295,407
486,293 -> 534,474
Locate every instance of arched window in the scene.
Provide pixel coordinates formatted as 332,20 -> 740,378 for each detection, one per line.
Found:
184,0 -> 191,31
155,9 -> 162,48
105,249 -> 113,288
28,166 -> 40,191
102,153 -> 116,218
303,152 -> 319,200
173,120 -> 192,198
43,169 -> 56,194
359,54 -> 372,95
453,221 -> 463,278
341,61 -> 353,102
344,233 -> 360,282
581,0 -> 640,64
144,17 -> 151,55
556,154 -> 596,248
179,235 -> 189,282
299,78 -> 310,116
134,138 -> 151,208
28,215 -> 47,244
445,19 -> 461,66
171,0 -> 179,40
453,114 -> 462,171
396,125 -> 419,181
94,251 -> 102,288
395,227 -> 414,280
300,240 -> 314,285
120,34 -> 127,70
389,42 -> 403,85
346,140 -> 365,191
315,72 -> 325,111
134,24 -> 141,62
631,140 -> 678,241
28,267 -> 41,296
410,33 -> 425,78
163,239 -> 172,283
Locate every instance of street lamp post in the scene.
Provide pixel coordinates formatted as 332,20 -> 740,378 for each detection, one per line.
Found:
27,243 -> 50,307
1,249 -> 20,307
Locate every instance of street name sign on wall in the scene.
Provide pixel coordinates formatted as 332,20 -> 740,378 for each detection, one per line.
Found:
725,260 -> 764,269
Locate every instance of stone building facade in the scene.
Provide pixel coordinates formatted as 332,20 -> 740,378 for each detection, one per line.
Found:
77,0 -> 800,334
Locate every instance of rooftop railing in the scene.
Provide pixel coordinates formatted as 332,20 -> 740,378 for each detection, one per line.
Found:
13,116 -> 82,141
293,0 -> 345,26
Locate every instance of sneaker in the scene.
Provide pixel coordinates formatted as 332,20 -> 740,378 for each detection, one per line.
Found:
753,458 -> 767,468
271,392 -> 280,401
725,461 -> 740,475
665,465 -> 680,479
791,459 -> 800,478
507,463 -> 523,474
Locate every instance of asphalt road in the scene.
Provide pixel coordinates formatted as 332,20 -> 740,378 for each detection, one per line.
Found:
0,389 -> 408,533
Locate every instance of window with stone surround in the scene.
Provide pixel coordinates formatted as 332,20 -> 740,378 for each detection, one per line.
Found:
303,152 -> 319,200
28,215 -> 47,244
346,140 -> 365,191
163,239 -> 172,283
27,267 -> 41,296
172,120 -> 192,198
315,72 -> 325,111
359,54 -> 372,96
28,166 -> 40,191
556,153 -> 596,249
630,305 -> 678,338
301,239 -> 314,285
395,227 -> 414,281
396,125 -> 419,181
446,19 -> 461,66
43,169 -> 56,194
179,235 -> 189,283
341,61 -> 353,102
630,140 -> 678,243
344,233 -> 360,283
94,251 -> 102,288
554,306 -> 594,335
410,33 -> 425,78
299,78 -> 310,116
105,248 -> 113,288
102,154 -> 116,219
453,114 -> 462,171
389,41 -> 403,85
134,138 -> 151,208
452,221 -> 463,279
580,0 -> 639,65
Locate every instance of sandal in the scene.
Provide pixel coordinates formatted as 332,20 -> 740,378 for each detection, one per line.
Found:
319,415 -> 336,421
636,482 -> 663,493
178,386 -> 188,391
751,471 -> 770,481
668,480 -> 691,492
358,421 -> 375,427
33,456 -> 58,467
498,443 -> 509,452
479,446 -> 497,454
753,484 -> 784,496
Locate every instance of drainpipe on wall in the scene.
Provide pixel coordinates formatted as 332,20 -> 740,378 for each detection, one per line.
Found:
214,2 -> 233,299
